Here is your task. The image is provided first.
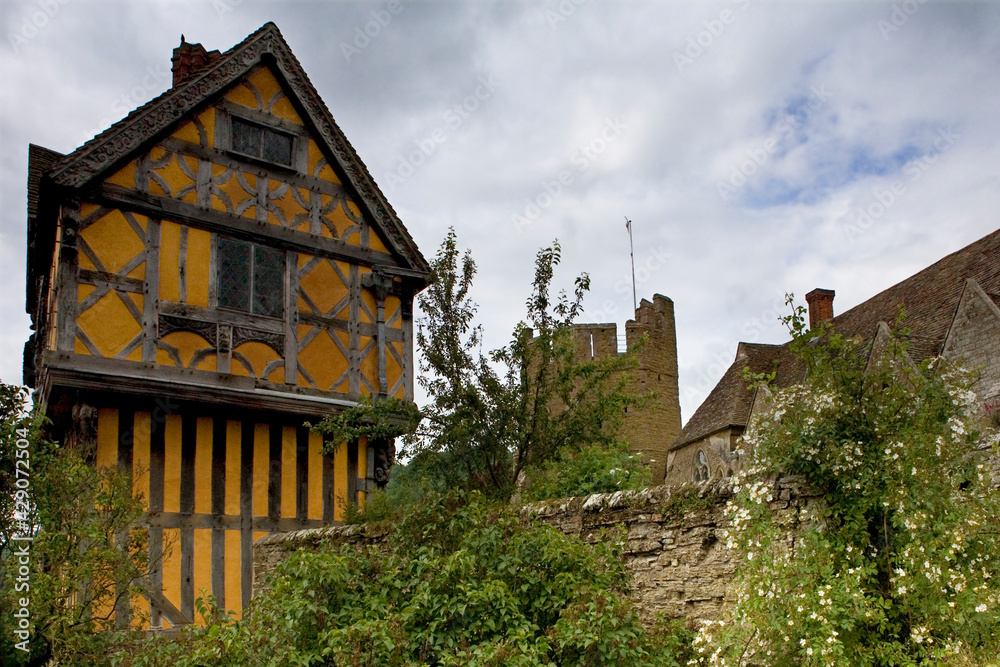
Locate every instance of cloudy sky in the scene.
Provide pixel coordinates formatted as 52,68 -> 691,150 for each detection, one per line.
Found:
1,0 -> 998,422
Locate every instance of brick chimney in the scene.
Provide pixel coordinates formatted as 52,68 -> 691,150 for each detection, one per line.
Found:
805,288 -> 835,329
171,35 -> 222,87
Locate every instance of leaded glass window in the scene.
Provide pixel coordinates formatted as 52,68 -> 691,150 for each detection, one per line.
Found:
230,116 -> 294,167
218,237 -> 283,317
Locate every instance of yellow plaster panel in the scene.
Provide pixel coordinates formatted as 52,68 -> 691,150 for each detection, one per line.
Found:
77,291 -> 142,357
387,343 -> 403,397
159,221 -> 181,302
163,415 -> 182,514
106,161 -> 137,189
198,108 -> 215,148
231,342 -> 281,381
252,424 -> 268,517
385,296 -> 401,327
151,154 -> 198,204
157,331 -> 213,369
225,530 -> 241,619
248,68 -> 280,106
296,330 -> 348,391
360,336 -> 377,395
317,195 -> 334,238
172,121 -> 200,146
298,259 -> 348,315
78,284 -> 95,303
96,408 -> 118,471
268,184 -> 308,228
308,432 -> 323,521
307,140 -> 341,183
225,83 -> 260,111
360,289 -> 376,324
133,412 -> 151,511
368,230 -> 389,254
195,355 -> 218,372
325,199 -> 361,242
212,168 -> 257,219
194,529 -> 212,624
281,427 -> 296,517
334,440 -> 347,522
194,417 -> 213,514
81,209 -> 146,274
162,528 -> 181,627
271,96 -> 302,125
225,421 -> 241,516
317,163 -> 338,184
185,227 -> 211,307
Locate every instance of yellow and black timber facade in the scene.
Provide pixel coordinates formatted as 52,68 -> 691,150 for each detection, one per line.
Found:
23,24 -> 429,629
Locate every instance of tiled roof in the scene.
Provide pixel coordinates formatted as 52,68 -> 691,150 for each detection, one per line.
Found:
672,343 -> 803,449
674,227 -> 1000,448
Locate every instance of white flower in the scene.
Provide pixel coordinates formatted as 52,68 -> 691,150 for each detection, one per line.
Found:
977,604 -> 988,613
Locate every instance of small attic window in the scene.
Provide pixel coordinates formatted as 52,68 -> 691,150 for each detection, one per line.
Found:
231,116 -> 293,166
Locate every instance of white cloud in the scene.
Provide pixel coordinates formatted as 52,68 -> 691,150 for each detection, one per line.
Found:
2,0 -> 998,424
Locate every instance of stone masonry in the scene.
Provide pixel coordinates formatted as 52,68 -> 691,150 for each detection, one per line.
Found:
569,295 -> 682,480
253,478 -> 823,625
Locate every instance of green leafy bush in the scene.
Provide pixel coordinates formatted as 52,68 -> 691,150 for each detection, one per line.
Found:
0,384 -> 148,666
127,492 -> 692,666
522,440 -> 653,501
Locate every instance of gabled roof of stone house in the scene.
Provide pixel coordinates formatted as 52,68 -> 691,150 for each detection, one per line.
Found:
673,226 -> 1000,450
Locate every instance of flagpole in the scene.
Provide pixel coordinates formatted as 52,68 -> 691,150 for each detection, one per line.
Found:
625,216 -> 636,312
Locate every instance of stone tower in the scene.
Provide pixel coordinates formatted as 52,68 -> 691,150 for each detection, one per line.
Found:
570,295 -> 681,480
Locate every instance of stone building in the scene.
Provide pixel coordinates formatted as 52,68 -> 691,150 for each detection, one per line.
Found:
23,24 -> 428,628
666,227 -> 1000,486
567,294 -> 682,480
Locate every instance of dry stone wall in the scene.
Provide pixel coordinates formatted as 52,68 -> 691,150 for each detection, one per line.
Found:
252,478 -> 825,625
253,447 -> 999,623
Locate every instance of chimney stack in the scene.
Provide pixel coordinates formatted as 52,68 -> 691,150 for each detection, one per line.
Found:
171,35 -> 222,87
805,288 -> 835,329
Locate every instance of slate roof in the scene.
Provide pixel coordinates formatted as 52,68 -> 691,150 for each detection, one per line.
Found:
673,227 -> 1000,449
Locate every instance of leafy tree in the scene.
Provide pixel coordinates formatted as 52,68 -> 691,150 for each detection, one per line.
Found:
0,383 -> 149,666
318,229 -> 647,501
126,491 -> 693,666
692,301 -> 1000,666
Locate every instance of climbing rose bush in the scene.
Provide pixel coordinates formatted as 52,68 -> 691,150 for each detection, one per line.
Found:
692,305 -> 1000,666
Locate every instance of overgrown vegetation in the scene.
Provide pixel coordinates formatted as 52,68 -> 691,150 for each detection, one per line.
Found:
127,492 -> 694,667
0,384 -> 149,666
316,229 -> 650,506
692,299 -> 1000,666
